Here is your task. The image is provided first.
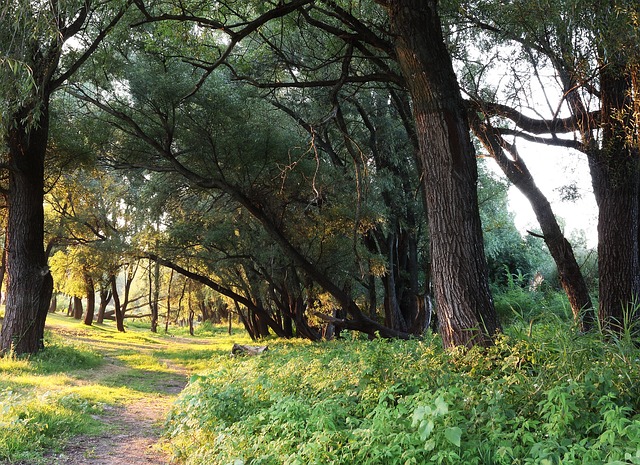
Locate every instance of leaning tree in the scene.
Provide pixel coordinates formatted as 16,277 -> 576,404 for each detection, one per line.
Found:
119,0 -> 501,348
453,0 -> 640,331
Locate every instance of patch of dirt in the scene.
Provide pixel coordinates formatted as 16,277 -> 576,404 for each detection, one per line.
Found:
49,396 -> 175,465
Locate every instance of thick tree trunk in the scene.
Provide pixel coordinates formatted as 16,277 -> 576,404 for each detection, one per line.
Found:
590,158 -> 640,331
83,274 -> 96,326
591,65 -> 640,332
0,110 -> 53,355
381,0 -> 500,348
470,114 -> 595,331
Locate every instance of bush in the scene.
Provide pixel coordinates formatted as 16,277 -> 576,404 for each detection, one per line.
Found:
166,327 -> 640,465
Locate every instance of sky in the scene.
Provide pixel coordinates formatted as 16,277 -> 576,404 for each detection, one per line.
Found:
485,142 -> 598,249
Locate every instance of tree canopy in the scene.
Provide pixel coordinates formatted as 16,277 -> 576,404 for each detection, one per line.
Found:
1,0 -> 638,353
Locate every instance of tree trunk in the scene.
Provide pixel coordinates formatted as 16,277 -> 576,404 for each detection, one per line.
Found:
110,274 -> 125,332
0,109 -> 53,355
73,296 -> 83,320
470,113 -> 595,331
380,0 -> 500,348
165,268 -> 174,333
83,274 -> 96,326
97,286 -> 112,324
188,289 -> 194,336
48,294 -> 57,313
148,258 -> 160,333
590,64 -> 640,332
0,229 -> 7,305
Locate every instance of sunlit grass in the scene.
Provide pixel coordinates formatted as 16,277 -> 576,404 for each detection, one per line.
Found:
0,311 -> 237,464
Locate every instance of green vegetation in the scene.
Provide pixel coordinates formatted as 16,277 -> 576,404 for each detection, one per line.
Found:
0,313 -> 242,464
167,313 -> 640,465
3,298 -> 640,464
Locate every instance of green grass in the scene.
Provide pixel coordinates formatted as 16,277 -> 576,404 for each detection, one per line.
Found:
4,298 -> 640,464
166,320 -> 640,465
0,312 -> 243,464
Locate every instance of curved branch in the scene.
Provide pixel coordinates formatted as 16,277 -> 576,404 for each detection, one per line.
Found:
477,100 -> 600,135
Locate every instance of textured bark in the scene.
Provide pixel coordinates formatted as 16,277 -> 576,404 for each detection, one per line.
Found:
380,0 -> 500,348
590,65 -> 640,331
0,108 -> 53,355
470,113 -> 595,331
83,274 -> 96,326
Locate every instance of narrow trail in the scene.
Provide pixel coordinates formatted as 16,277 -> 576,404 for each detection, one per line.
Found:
43,325 -> 208,465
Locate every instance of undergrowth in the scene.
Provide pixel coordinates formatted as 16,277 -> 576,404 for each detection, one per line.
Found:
166,323 -> 640,465
0,341 -> 104,463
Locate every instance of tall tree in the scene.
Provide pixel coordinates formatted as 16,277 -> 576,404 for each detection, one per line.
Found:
0,0 -> 132,354
454,0 -> 640,331
128,0 -> 500,347
374,0 -> 500,347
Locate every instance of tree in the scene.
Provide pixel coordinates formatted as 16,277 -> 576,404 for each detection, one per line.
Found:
0,0 -> 132,354
469,113 -> 595,330
373,0 -> 500,347
115,0 -> 500,348
454,0 -> 640,332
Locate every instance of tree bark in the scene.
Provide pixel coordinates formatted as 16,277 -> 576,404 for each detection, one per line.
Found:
379,0 -> 500,348
73,296 -> 83,320
165,268 -> 174,333
96,285 -> 112,324
83,274 -> 96,326
591,64 -> 640,332
0,108 -> 53,355
148,257 -> 160,332
0,228 -> 7,305
110,274 -> 125,332
48,294 -> 57,313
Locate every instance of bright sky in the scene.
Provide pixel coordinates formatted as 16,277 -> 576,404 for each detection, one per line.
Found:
485,142 -> 598,248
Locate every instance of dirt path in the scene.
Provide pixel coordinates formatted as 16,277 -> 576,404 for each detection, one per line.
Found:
41,327 -> 201,465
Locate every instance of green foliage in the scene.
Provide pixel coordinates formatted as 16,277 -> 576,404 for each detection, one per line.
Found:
0,341 -> 104,462
492,268 -> 573,324
478,163 -> 552,288
167,326 -> 640,465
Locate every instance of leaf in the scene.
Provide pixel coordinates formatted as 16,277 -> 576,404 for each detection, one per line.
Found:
189,374 -> 207,383
444,426 -> 462,447
419,419 -> 435,441
434,396 -> 448,416
412,405 -> 431,426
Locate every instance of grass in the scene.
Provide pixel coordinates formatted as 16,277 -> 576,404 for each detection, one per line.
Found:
0,312 -> 249,464
3,297 -> 640,464
165,318 -> 640,465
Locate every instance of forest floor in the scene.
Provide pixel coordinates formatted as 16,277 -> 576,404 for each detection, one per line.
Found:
0,314 -> 245,465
